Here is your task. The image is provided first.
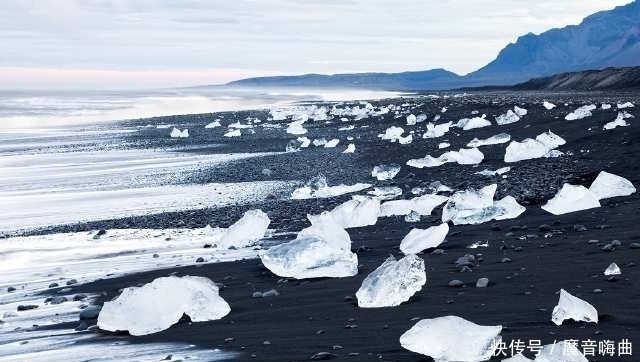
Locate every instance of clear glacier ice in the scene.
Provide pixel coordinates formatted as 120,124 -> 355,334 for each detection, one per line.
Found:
551,289 -> 598,325
400,223 -> 449,254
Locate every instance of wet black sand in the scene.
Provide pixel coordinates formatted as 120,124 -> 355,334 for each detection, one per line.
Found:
28,91 -> 640,361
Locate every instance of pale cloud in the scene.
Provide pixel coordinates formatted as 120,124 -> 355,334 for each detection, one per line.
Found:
0,0 -> 632,89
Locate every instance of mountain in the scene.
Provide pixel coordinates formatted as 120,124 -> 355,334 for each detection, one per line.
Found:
225,69 -> 461,90
510,66 -> 640,91
466,0 -> 640,85
226,1 -> 640,90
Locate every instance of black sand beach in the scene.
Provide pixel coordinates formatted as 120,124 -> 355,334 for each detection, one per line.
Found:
17,92 -> 640,361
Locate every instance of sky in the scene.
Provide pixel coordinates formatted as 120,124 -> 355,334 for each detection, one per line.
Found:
0,0 -> 632,90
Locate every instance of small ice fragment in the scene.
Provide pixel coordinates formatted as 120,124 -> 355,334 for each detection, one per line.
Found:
543,101 -> 556,110
603,112 -> 630,130
456,116 -> 491,130
170,128 -> 189,138
604,262 -> 621,276
407,148 -> 484,168
551,289 -> 598,325
475,167 -> 510,177
565,105 -> 596,120
97,276 -> 230,336
324,139 -> 340,148
297,136 -> 311,148
259,215 -> 358,279
542,184 -> 600,215
218,209 -> 270,249
495,110 -> 520,125
343,143 -> 356,153
380,126 -> 405,142
400,223 -> 449,254
467,133 -> 511,147
356,254 -> 426,308
438,142 -> 450,149
286,121 -> 307,135
513,106 -> 527,116
398,134 -> 413,144
372,164 -> 401,181
442,185 -> 524,225
617,101 -> 634,109
380,194 -> 449,217
535,130 -> 566,149
423,121 -> 452,138
308,197 -> 380,229
205,120 -> 221,128
312,138 -> 327,147
224,129 -> 241,137
601,103 -> 612,110
338,125 -> 354,131
399,316 -> 502,362
589,171 -> 636,200
406,114 -> 417,125
291,177 -> 372,199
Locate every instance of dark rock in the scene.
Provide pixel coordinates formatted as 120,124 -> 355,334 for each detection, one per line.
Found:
501,257 -> 512,263
601,244 -> 614,252
93,229 -> 107,239
7,286 -> 15,292
262,289 -> 280,297
66,279 -> 78,286
45,296 -> 68,305
73,294 -> 87,301
476,278 -> 489,288
17,305 -> 39,311
79,305 -> 101,320
195,257 -> 205,263
573,224 -> 588,232
538,224 -> 552,232
448,280 -> 464,287
630,243 -> 640,249
48,283 -> 59,288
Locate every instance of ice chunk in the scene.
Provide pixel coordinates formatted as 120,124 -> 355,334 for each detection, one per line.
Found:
442,185 -> 525,225
372,164 -> 401,181
380,194 -> 449,217
467,133 -> 511,148
504,131 -> 565,163
406,114 -> 417,125
343,143 -> 356,153
542,184 -> 600,215
495,110 -> 520,125
543,101 -> 556,110
456,116 -> 491,130
286,120 -> 307,135
324,139 -> 340,148
617,101 -> 634,109
291,183 -> 371,199
380,126 -> 405,142
97,276 -> 230,336
308,197 -> 380,229
218,209 -> 270,249
400,315 -> 502,362
535,130 -> 566,149
297,136 -> 311,148
205,120 -> 221,128
589,171 -> 636,200
601,103 -> 612,110
552,289 -> 598,325
367,186 -> 403,200
312,138 -> 327,147
407,148 -> 484,168
224,129 -> 241,137
438,142 -> 450,149
356,254 -> 426,308
603,112 -> 630,130
338,125 -> 354,131
400,223 -> 449,254
604,262 -> 621,276
170,128 -> 189,138
514,106 -> 527,116
565,104 -> 596,120
535,341 -> 588,362
475,167 -> 510,176
423,121 -> 452,138
259,216 -> 358,279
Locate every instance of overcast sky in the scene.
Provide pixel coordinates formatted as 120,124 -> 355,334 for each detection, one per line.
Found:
0,0 -> 632,89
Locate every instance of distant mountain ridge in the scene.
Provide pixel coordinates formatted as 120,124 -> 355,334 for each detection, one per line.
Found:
511,66 -> 640,91
226,1 -> 640,90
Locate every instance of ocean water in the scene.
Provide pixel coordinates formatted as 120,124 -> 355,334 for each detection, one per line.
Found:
0,87 -> 403,233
